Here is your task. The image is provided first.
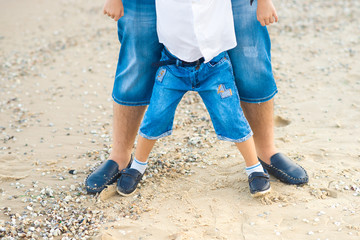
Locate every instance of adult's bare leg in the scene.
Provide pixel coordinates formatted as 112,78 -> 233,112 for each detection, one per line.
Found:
109,102 -> 147,170
241,99 -> 276,165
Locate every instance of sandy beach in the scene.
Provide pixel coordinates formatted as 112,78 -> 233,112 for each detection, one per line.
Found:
1,0 -> 360,239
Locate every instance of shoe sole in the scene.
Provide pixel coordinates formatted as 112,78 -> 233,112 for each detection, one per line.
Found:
251,187 -> 271,198
116,188 -> 137,197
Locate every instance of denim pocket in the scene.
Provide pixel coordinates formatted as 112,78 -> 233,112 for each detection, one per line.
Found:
207,52 -> 228,67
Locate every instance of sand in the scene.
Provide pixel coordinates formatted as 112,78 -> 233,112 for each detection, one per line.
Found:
1,0 -> 360,239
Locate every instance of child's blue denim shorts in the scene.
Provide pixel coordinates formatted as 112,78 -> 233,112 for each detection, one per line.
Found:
139,49 -> 253,142
112,0 -> 277,106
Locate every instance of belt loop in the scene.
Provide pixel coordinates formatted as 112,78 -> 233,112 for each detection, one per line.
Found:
176,59 -> 180,67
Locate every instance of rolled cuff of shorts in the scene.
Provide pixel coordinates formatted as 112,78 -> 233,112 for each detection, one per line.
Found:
239,89 -> 278,104
139,130 -> 172,140
112,93 -> 150,107
217,131 -> 253,143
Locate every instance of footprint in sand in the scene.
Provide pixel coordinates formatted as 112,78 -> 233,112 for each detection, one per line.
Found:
274,115 -> 291,127
0,154 -> 32,180
260,191 -> 292,205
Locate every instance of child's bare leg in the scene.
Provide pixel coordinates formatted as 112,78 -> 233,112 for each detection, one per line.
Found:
235,136 -> 259,167
117,136 -> 156,196
126,136 -> 156,174
135,136 -> 157,163
235,136 -> 271,197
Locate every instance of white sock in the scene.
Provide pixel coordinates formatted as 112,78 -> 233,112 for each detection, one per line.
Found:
245,162 -> 264,176
130,157 -> 148,174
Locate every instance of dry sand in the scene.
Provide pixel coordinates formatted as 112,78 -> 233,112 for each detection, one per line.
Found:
1,0 -> 360,239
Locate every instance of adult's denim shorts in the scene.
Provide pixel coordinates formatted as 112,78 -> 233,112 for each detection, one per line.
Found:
112,0 -> 277,106
139,49 -> 253,142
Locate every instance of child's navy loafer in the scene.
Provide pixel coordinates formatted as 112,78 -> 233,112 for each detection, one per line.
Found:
116,168 -> 143,196
85,160 -> 121,194
259,153 -> 308,185
248,171 -> 271,197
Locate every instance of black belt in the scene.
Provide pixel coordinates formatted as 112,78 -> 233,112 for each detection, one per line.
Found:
152,49 -> 205,68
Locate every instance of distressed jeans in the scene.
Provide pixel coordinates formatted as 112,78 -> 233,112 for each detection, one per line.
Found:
139,49 -> 253,142
112,0 -> 277,106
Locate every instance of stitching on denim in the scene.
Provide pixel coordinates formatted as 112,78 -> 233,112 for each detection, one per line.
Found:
208,57 -> 226,67
139,129 -> 172,140
217,131 -> 253,143
239,89 -> 278,103
112,93 -> 150,106
207,53 -> 229,68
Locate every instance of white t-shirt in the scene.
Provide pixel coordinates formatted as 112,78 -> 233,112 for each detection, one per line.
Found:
156,0 -> 237,63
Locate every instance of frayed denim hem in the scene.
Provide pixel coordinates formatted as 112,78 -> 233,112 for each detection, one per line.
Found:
139,130 -> 172,140
217,131 -> 253,143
